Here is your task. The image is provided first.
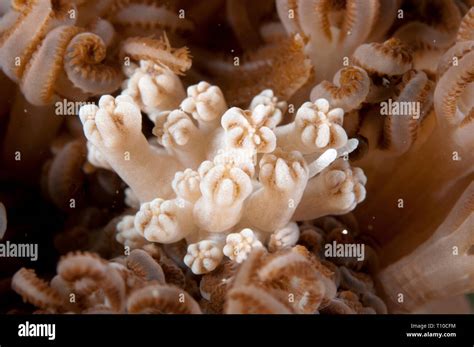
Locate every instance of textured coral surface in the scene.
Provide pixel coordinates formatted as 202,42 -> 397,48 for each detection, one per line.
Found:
0,0 -> 473,315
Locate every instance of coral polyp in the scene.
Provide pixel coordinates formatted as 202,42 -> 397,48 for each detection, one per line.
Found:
0,0 -> 472,317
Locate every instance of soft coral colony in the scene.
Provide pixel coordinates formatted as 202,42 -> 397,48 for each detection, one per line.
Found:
1,0 -> 473,314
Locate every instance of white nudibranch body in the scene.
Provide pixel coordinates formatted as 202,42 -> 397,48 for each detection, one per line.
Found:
79,63 -> 367,274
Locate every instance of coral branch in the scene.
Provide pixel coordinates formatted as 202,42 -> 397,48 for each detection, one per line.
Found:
134,197 -> 197,244
294,159 -> 367,221
184,240 -> 224,274
193,152 -> 254,232
275,98 -> 347,155
153,109 -> 205,168
122,60 -> 185,122
79,94 -> 183,202
180,81 -> 227,134
244,148 -> 308,232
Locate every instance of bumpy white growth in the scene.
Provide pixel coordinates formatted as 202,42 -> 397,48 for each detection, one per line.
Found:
184,240 -> 224,274
81,65 -> 368,274
275,98 -> 347,154
80,95 -> 140,150
268,222 -> 300,251
153,110 -> 205,168
244,148 -> 309,232
172,168 -> 201,203
180,81 -> 227,132
79,94 -> 183,202
122,60 -> 185,122
86,141 -> 112,170
221,107 -> 277,154
205,96 -> 285,160
135,198 -> 197,243
223,228 -> 263,263
193,152 -> 254,232
294,159 -> 367,221
116,215 -> 149,249
249,89 -> 287,129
